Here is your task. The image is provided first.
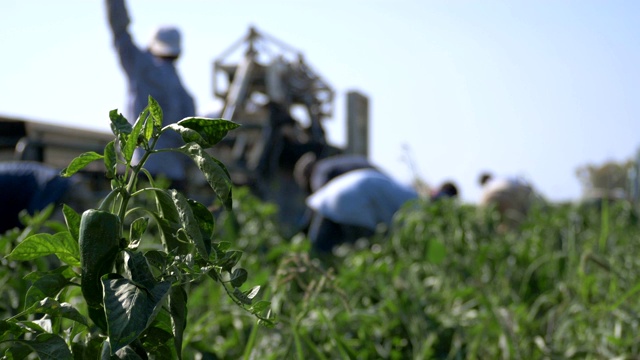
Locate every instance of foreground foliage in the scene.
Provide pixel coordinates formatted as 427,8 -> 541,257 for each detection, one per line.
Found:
0,97 -> 272,359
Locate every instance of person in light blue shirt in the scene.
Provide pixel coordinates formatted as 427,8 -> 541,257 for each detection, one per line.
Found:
105,0 -> 195,188
305,168 -> 420,252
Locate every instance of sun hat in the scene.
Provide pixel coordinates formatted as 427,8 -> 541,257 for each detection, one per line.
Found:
149,26 -> 181,57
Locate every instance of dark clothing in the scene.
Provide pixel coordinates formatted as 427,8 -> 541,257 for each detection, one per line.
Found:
0,162 -> 72,233
106,0 -> 195,181
308,214 -> 374,253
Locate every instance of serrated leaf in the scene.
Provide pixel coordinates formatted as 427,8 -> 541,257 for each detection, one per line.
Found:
7,232 -> 80,267
105,140 -> 117,179
103,275 -> 171,353
177,143 -> 233,210
60,152 -> 104,177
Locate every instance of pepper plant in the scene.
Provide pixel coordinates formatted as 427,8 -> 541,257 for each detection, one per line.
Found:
1,96 -> 274,359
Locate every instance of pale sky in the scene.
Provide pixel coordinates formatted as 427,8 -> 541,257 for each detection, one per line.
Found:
2,1 -> 639,203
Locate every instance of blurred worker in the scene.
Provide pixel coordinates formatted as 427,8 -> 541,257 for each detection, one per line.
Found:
105,0 -> 195,190
430,181 -> 459,201
305,168 -> 418,252
294,152 -> 377,194
478,171 -> 536,228
0,161 -> 93,233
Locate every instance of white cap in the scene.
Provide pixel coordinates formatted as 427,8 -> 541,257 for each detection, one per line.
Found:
149,26 -> 181,57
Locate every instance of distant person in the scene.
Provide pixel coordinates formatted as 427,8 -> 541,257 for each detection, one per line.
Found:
0,161 -> 93,233
305,168 -> 418,252
430,181 -> 459,201
478,171 -> 536,228
294,152 -> 377,194
105,0 -> 195,189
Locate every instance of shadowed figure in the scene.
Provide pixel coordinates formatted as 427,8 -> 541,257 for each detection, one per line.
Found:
105,0 -> 196,190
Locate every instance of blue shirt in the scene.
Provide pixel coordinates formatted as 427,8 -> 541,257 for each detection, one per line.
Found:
306,169 -> 418,230
106,0 -> 195,180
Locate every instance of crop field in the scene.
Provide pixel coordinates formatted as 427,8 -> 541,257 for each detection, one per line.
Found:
2,186 -> 640,359
172,189 -> 640,359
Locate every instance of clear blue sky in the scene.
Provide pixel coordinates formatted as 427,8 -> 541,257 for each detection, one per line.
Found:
2,1 -> 639,203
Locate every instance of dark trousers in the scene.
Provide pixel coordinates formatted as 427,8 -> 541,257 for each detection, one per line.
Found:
308,213 -> 374,253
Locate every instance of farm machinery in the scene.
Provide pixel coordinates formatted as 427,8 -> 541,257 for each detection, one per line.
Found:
197,26 -> 369,233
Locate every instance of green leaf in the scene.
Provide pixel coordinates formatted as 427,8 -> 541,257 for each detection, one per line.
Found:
230,268 -> 248,288
168,118 -> 239,149
188,199 -> 215,253
145,250 -> 169,273
104,140 -> 117,179
23,298 -> 88,327
250,300 -> 271,313
124,250 -> 156,290
109,109 -> 132,136
15,333 -> 73,360
147,189 -> 188,254
169,285 -> 187,360
7,232 -> 80,267
0,319 -> 26,338
60,151 -> 104,177
177,143 -> 233,210
129,217 -> 149,249
245,285 -> 260,300
143,112 -> 155,145
62,204 -> 81,243
124,109 -> 147,163
233,288 -> 252,305
170,191 -> 208,259
24,267 -> 75,305
103,275 -> 171,354
216,250 -> 242,273
148,96 -> 163,128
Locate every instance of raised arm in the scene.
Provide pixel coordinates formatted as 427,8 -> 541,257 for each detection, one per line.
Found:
105,0 -> 140,76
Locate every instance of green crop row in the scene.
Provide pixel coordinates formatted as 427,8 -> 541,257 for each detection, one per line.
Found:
2,186 -> 640,359
183,190 -> 640,359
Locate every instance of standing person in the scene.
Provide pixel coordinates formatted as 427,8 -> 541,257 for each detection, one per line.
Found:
105,0 -> 195,190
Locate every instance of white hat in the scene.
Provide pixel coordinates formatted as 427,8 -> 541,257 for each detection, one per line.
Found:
149,26 -> 181,57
